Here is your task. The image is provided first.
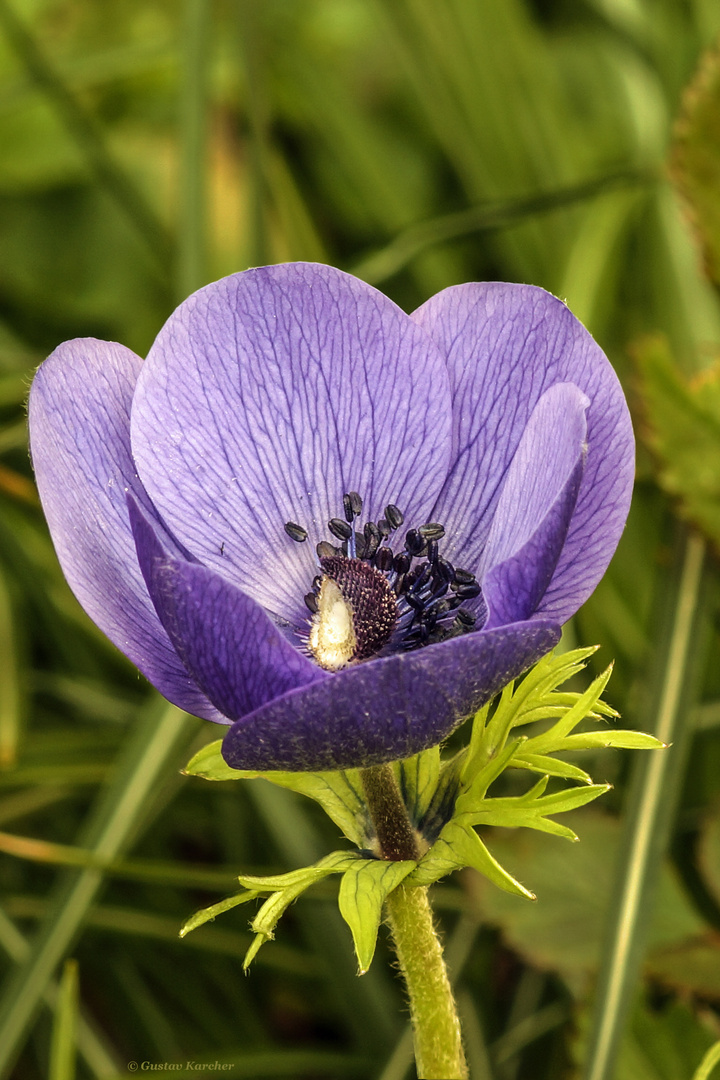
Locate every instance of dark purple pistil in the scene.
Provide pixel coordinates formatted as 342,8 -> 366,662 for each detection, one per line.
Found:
320,556 -> 397,660
292,492 -> 481,664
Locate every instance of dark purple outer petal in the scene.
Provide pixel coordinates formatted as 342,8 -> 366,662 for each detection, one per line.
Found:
130,263 -> 454,633
28,340 -> 226,723
129,496 -> 327,720
411,283 -> 634,624
221,620 -> 561,771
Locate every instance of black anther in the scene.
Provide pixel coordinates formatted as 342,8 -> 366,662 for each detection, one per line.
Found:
404,529 -> 426,557
453,568 -> 476,585
317,541 -> 340,558
343,491 -> 363,521
375,547 -> 394,571
284,521 -> 308,542
385,504 -> 404,529
328,517 -> 353,541
455,609 -> 476,628
393,552 -> 411,575
435,557 -> 454,583
419,522 -> 445,541
364,522 -> 381,559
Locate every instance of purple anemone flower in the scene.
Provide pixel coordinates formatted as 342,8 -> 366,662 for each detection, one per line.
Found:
29,263 -> 633,771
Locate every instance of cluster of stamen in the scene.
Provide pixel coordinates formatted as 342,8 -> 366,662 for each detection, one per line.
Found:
284,491 -> 481,671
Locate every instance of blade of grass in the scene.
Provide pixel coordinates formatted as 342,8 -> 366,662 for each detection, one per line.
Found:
582,530 -> 708,1080
457,990 -> 495,1080
0,564 -> 21,768
693,1040 -> 720,1080
49,959 -> 78,1080
177,0 -> 210,299
350,170 -> 653,286
380,0 -> 582,281
0,907 -> 121,1078
558,188 -> 644,331
493,1000 -> 570,1072
0,0 -> 174,272
0,786 -> 74,826
4,895 -> 314,974
0,699 -> 196,1078
0,828 -> 242,889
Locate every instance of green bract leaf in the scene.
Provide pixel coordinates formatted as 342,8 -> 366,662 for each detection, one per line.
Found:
693,1040 -> 720,1080
241,852 -> 360,967
511,753 -> 593,784
179,891 -> 260,938
183,739 -> 242,781
184,741 -> 371,847
521,664 -> 615,755
409,819 -> 535,898
179,647 -> 662,965
550,731 -> 665,751
418,750 -> 466,842
338,859 -> 416,973
393,746 -> 440,826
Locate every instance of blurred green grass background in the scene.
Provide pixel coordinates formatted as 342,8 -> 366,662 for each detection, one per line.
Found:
1,1 -> 720,1077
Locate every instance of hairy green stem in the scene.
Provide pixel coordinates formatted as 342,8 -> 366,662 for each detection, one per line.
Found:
360,764 -> 467,1079
385,884 -> 468,1080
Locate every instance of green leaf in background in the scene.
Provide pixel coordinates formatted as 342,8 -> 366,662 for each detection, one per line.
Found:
575,998 -> 718,1080
634,333 -> 720,547
671,41 -> 720,289
467,810 -> 715,999
338,858 -> 415,973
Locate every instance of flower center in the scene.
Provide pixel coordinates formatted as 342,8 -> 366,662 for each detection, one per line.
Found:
309,556 -> 397,670
284,491 -> 482,671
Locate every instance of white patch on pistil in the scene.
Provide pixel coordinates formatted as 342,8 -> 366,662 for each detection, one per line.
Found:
309,577 -> 356,671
